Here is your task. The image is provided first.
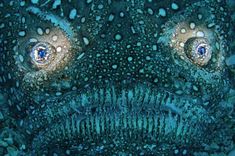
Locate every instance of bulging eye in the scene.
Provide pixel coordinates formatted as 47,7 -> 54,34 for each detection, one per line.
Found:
30,42 -> 56,67
184,37 -> 212,66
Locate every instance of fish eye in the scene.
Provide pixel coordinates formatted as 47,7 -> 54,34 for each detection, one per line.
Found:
184,37 -> 212,66
30,42 -> 56,67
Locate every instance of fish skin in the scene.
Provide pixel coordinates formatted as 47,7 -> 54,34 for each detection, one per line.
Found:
0,0 -> 233,155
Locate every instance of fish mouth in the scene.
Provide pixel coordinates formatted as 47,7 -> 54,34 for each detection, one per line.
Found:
21,82 -> 213,155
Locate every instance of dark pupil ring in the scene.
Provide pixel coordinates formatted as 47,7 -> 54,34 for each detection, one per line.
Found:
197,46 -> 206,55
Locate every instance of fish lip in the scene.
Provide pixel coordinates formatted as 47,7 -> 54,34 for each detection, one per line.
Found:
22,82 -> 208,153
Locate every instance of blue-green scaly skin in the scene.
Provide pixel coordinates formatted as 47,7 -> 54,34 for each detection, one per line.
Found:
0,0 -> 233,155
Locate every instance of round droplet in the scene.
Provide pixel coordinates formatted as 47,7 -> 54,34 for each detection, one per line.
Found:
190,23 -> 196,29
193,85 -> 199,91
171,3 -> 179,10
83,37 -> 89,45
147,8 -> 154,15
159,8 -> 166,17
152,45 -> 157,51
19,55 -> 24,62
146,56 -> 151,60
198,14 -> 202,20
69,9 -> 77,20
56,46 -> 62,52
180,42 -> 184,47
52,35 -> 58,41
154,78 -> 158,83
119,12 -> 125,17
115,33 -> 122,41
196,31 -> 205,37
180,28 -> 186,34
108,14 -> 115,21
18,31 -> 26,37
128,57 -> 133,62
37,27 -> 43,35
45,28 -> 50,34
112,64 -> 118,69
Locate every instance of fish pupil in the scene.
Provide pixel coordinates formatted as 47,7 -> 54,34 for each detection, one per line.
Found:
197,46 -> 206,55
38,48 -> 47,58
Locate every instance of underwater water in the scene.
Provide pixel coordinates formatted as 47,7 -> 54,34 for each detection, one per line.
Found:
0,0 -> 235,155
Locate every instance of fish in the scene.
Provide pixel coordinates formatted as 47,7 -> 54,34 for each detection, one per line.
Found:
0,0 -> 234,155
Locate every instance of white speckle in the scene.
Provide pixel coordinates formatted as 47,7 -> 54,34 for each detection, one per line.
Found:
20,1 -> 25,6
193,85 -> 198,91
31,0 -> 39,4
16,81 -> 20,88
174,149 -> 179,154
69,9 -> 77,20
98,4 -> 104,9
108,14 -> 115,21
0,23 -> 5,29
19,55 -> 24,62
8,73 -> 11,79
96,16 -> 101,21
21,17 -> 26,23
56,92 -> 62,96
128,57 -> 133,62
112,64 -> 118,69
159,8 -> 166,17
52,35 -> 58,41
18,31 -> 26,37
77,53 -> 85,60
146,56 -> 151,60
56,46 -> 62,52
220,7 -> 224,11
216,42 -> 220,50
147,8 -> 153,15
52,0 -> 61,9
196,31 -> 204,37
86,0 -> 92,4
0,111 -> 3,120
152,45 -> 157,51
171,3 -> 179,10
198,14 -> 202,20
115,34 -> 122,41
37,27 -> 43,35
45,28 -> 50,34
190,22 -> 196,29
180,28 -> 186,34
29,38 -> 38,42
81,17 -> 86,23
83,37 -> 89,45
119,12 -> 125,17
180,42 -> 184,47
207,23 -> 215,28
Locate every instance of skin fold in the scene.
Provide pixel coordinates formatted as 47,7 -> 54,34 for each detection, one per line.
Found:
0,0 -> 234,155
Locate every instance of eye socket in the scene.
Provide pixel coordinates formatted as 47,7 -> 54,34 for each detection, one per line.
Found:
184,37 -> 212,66
30,42 -> 55,67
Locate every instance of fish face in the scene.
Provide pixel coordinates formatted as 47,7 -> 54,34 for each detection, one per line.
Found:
0,0 -> 233,155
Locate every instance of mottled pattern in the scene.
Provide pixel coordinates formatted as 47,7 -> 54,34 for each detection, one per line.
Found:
0,0 -> 234,155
